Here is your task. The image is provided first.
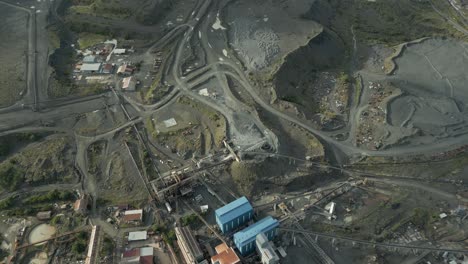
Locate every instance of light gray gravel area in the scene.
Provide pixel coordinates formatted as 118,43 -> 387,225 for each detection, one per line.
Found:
224,0 -> 322,71
357,38 -> 468,150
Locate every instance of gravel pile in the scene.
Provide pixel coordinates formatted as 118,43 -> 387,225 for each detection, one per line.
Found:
231,19 -> 280,70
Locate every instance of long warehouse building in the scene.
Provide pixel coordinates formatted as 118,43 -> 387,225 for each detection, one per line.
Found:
175,226 -> 204,264
233,216 -> 279,255
215,196 -> 253,233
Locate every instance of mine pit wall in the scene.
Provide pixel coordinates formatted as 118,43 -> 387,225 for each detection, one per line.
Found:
383,37 -> 430,75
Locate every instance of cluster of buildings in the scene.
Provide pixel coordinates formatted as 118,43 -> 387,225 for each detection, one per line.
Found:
173,196 -> 281,264
118,197 -> 282,264
74,54 -> 117,74
104,205 -> 145,227
72,42 -> 140,92
34,193 -> 88,221
174,224 -> 241,264
215,196 -> 280,262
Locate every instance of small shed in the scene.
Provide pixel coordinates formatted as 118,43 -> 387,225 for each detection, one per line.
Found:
122,76 -> 137,91
36,211 -> 52,221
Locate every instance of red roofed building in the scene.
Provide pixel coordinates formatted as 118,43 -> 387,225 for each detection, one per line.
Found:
121,247 -> 154,264
139,255 -> 153,264
122,248 -> 140,258
211,243 -> 240,264
122,209 -> 143,225
117,64 -> 135,76
101,63 -> 115,74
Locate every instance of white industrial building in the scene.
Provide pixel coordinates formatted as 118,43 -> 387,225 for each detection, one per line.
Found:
128,231 -> 148,242
256,233 -> 279,264
113,48 -> 126,55
80,63 -> 102,73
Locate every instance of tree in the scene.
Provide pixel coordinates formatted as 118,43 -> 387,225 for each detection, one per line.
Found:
0,162 -> 23,191
72,241 -> 87,254
76,231 -> 88,241
0,142 -> 11,156
163,229 -> 176,245
0,196 -> 14,210
0,247 -> 8,260
181,214 -> 199,227
411,208 -> 430,228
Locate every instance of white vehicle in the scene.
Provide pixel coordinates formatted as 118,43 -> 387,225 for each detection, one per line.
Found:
165,202 -> 173,213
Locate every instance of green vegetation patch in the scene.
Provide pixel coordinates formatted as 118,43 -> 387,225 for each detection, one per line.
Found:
78,83 -> 108,97
48,28 -> 61,50
230,162 -> 259,196
78,32 -> 107,49
0,136 -> 75,193
70,0 -> 131,19
72,231 -> 89,255
0,133 -> 44,158
0,196 -> 16,210
321,0 -> 466,45
0,189 -> 75,217
180,213 -> 200,227
87,140 -> 107,174
23,189 -> 75,205
0,162 -> 24,192
0,243 -> 8,260
149,223 -> 176,245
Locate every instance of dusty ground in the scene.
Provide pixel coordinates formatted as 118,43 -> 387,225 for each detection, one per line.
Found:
74,106 -> 128,136
354,38 -> 468,150
149,96 -> 227,159
0,5 -> 28,107
224,0 -> 322,71
0,134 -> 76,194
95,147 -> 148,204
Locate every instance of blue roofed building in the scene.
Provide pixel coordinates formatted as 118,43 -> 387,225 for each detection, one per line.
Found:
215,196 -> 253,233
233,216 -> 279,255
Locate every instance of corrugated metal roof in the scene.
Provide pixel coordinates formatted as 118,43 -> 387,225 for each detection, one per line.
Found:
139,247 -> 153,257
81,63 -> 101,71
215,196 -> 253,224
233,216 -> 279,246
128,231 -> 147,241
124,209 -> 143,215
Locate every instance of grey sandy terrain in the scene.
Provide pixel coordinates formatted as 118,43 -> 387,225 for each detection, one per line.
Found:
225,0 -> 322,71
0,4 -> 28,107
354,38 -> 468,150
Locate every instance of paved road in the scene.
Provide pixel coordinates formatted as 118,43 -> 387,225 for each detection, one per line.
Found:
430,0 -> 468,36
0,0 -> 466,202
0,1 -> 467,261
1,0 -> 466,170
